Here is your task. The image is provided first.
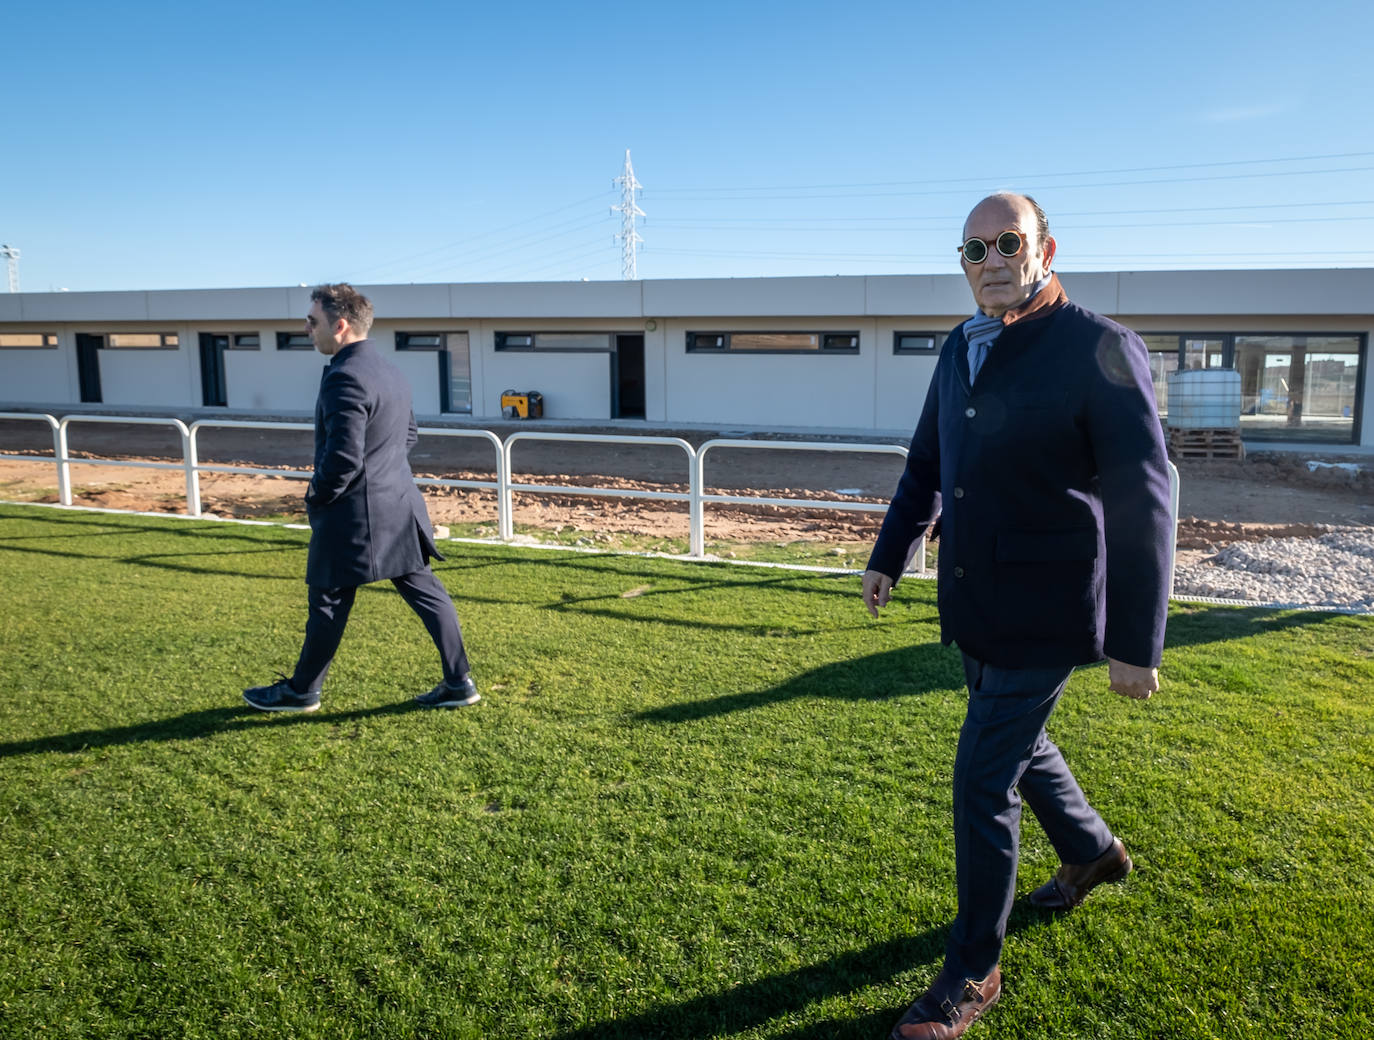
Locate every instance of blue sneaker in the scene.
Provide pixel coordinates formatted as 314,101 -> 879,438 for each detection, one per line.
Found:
414,675 -> 480,709
244,675 -> 321,713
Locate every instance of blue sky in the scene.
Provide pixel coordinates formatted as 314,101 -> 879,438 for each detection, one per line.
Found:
5,0 -> 1374,291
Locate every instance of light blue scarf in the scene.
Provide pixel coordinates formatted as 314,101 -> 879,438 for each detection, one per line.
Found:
963,276 -> 1051,384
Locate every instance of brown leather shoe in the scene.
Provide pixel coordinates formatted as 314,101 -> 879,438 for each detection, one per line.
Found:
890,967 -> 1002,1039
1029,837 -> 1133,910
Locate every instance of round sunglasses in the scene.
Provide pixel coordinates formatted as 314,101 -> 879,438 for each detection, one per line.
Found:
958,230 -> 1024,264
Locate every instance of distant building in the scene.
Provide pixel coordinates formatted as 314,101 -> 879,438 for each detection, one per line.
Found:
1,270 -> 1369,447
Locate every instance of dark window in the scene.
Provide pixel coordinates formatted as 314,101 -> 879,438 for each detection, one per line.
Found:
686,331 -> 860,354
0,332 -> 58,349
893,332 -> 940,354
231,334 -> 260,350
276,332 -> 314,350
495,332 -> 612,352
396,333 -> 444,350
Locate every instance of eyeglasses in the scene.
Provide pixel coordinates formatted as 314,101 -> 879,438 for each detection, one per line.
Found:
959,230 -> 1024,264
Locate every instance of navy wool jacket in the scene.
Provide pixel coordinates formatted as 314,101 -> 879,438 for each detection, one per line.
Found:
867,285 -> 1172,669
304,339 -> 443,588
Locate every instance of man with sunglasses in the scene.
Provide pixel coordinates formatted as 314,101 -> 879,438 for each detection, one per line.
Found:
863,194 -> 1171,1039
244,283 -> 479,713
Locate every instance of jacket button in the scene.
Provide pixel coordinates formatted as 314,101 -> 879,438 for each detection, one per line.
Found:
953,487 -> 965,499
964,407 -> 976,418
954,566 -> 965,578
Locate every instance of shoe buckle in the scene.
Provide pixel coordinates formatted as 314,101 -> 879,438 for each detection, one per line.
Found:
937,997 -> 961,1023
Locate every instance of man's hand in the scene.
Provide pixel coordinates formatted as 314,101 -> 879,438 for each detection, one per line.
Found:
1107,657 -> 1158,700
862,570 -> 895,619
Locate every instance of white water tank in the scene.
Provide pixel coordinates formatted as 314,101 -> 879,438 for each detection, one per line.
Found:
1166,369 -> 1241,429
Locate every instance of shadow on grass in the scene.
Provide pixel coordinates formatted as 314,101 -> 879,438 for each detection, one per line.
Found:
636,642 -> 960,723
1162,602 -> 1365,650
0,509 -> 307,577
0,540 -> 302,574
0,700 -> 428,759
0,509 -> 300,543
551,899 -> 1053,1040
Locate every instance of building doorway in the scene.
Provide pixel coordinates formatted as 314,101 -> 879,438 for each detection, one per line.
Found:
75,333 -> 102,403
613,334 -> 645,419
396,331 -> 471,413
199,333 -> 229,407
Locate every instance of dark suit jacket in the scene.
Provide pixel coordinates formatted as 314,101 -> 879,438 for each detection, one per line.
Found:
304,339 -> 442,588
867,279 -> 1172,669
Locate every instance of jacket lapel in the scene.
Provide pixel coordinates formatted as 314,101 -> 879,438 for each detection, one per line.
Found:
969,275 -> 1069,386
952,328 -> 973,395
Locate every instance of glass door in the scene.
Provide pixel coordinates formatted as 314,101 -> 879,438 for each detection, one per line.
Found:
1182,337 -> 1226,371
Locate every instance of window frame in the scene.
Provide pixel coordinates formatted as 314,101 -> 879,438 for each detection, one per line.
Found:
494,331 -> 615,353
395,332 -> 446,352
0,332 -> 59,349
103,332 -> 179,350
892,331 -> 942,355
275,332 -> 315,351
685,330 -> 862,355
1142,330 -> 1366,444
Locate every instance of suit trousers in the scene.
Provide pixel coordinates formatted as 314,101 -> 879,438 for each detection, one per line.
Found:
945,653 -> 1115,980
291,567 -> 470,694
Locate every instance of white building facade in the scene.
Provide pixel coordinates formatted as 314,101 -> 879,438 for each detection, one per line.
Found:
1,270 -> 1369,447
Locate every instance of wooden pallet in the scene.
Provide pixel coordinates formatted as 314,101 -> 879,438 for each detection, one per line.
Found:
1167,426 -> 1245,460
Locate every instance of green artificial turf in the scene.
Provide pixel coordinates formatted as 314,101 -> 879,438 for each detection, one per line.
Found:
0,503 -> 1370,1039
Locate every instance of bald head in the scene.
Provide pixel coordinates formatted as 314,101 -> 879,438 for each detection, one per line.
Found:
960,194 -> 1057,318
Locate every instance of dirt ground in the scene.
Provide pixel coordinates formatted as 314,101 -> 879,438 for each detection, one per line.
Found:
0,419 -> 1370,552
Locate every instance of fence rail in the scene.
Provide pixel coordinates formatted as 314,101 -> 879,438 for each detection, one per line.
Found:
693,438 -> 915,565
1,413 -> 1179,574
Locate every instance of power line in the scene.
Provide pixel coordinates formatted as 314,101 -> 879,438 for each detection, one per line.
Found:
647,246 -> 1374,263
645,214 -> 1374,234
646,151 -> 1374,195
514,243 -> 622,281
347,190 -> 614,281
651,166 -> 1374,203
644,199 -> 1374,227
481,233 -> 619,278
374,215 -> 614,283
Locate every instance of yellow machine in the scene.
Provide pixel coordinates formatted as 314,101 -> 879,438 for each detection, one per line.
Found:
500,390 -> 544,419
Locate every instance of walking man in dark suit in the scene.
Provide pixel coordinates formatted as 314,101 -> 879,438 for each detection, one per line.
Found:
245,283 -> 479,713
863,195 -> 1172,1039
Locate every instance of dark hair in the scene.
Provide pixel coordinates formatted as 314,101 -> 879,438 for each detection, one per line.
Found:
1020,193 -> 1051,250
311,283 -> 374,335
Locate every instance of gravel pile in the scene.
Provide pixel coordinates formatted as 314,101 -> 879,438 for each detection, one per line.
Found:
1173,529 -> 1374,612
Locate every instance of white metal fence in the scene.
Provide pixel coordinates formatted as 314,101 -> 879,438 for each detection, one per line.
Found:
1,412 -> 1183,576
1,413 -> 934,566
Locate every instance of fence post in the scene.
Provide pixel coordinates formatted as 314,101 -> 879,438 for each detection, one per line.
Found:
690,449 -> 705,558
55,419 -> 73,506
180,421 -> 201,518
499,438 -> 513,541
1167,460 -> 1180,600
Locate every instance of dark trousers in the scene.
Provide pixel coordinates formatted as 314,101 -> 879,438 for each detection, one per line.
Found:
290,567 -> 470,694
945,653 -> 1115,980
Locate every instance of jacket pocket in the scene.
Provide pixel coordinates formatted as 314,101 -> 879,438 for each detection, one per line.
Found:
995,526 -> 1097,563
994,527 -> 1099,641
